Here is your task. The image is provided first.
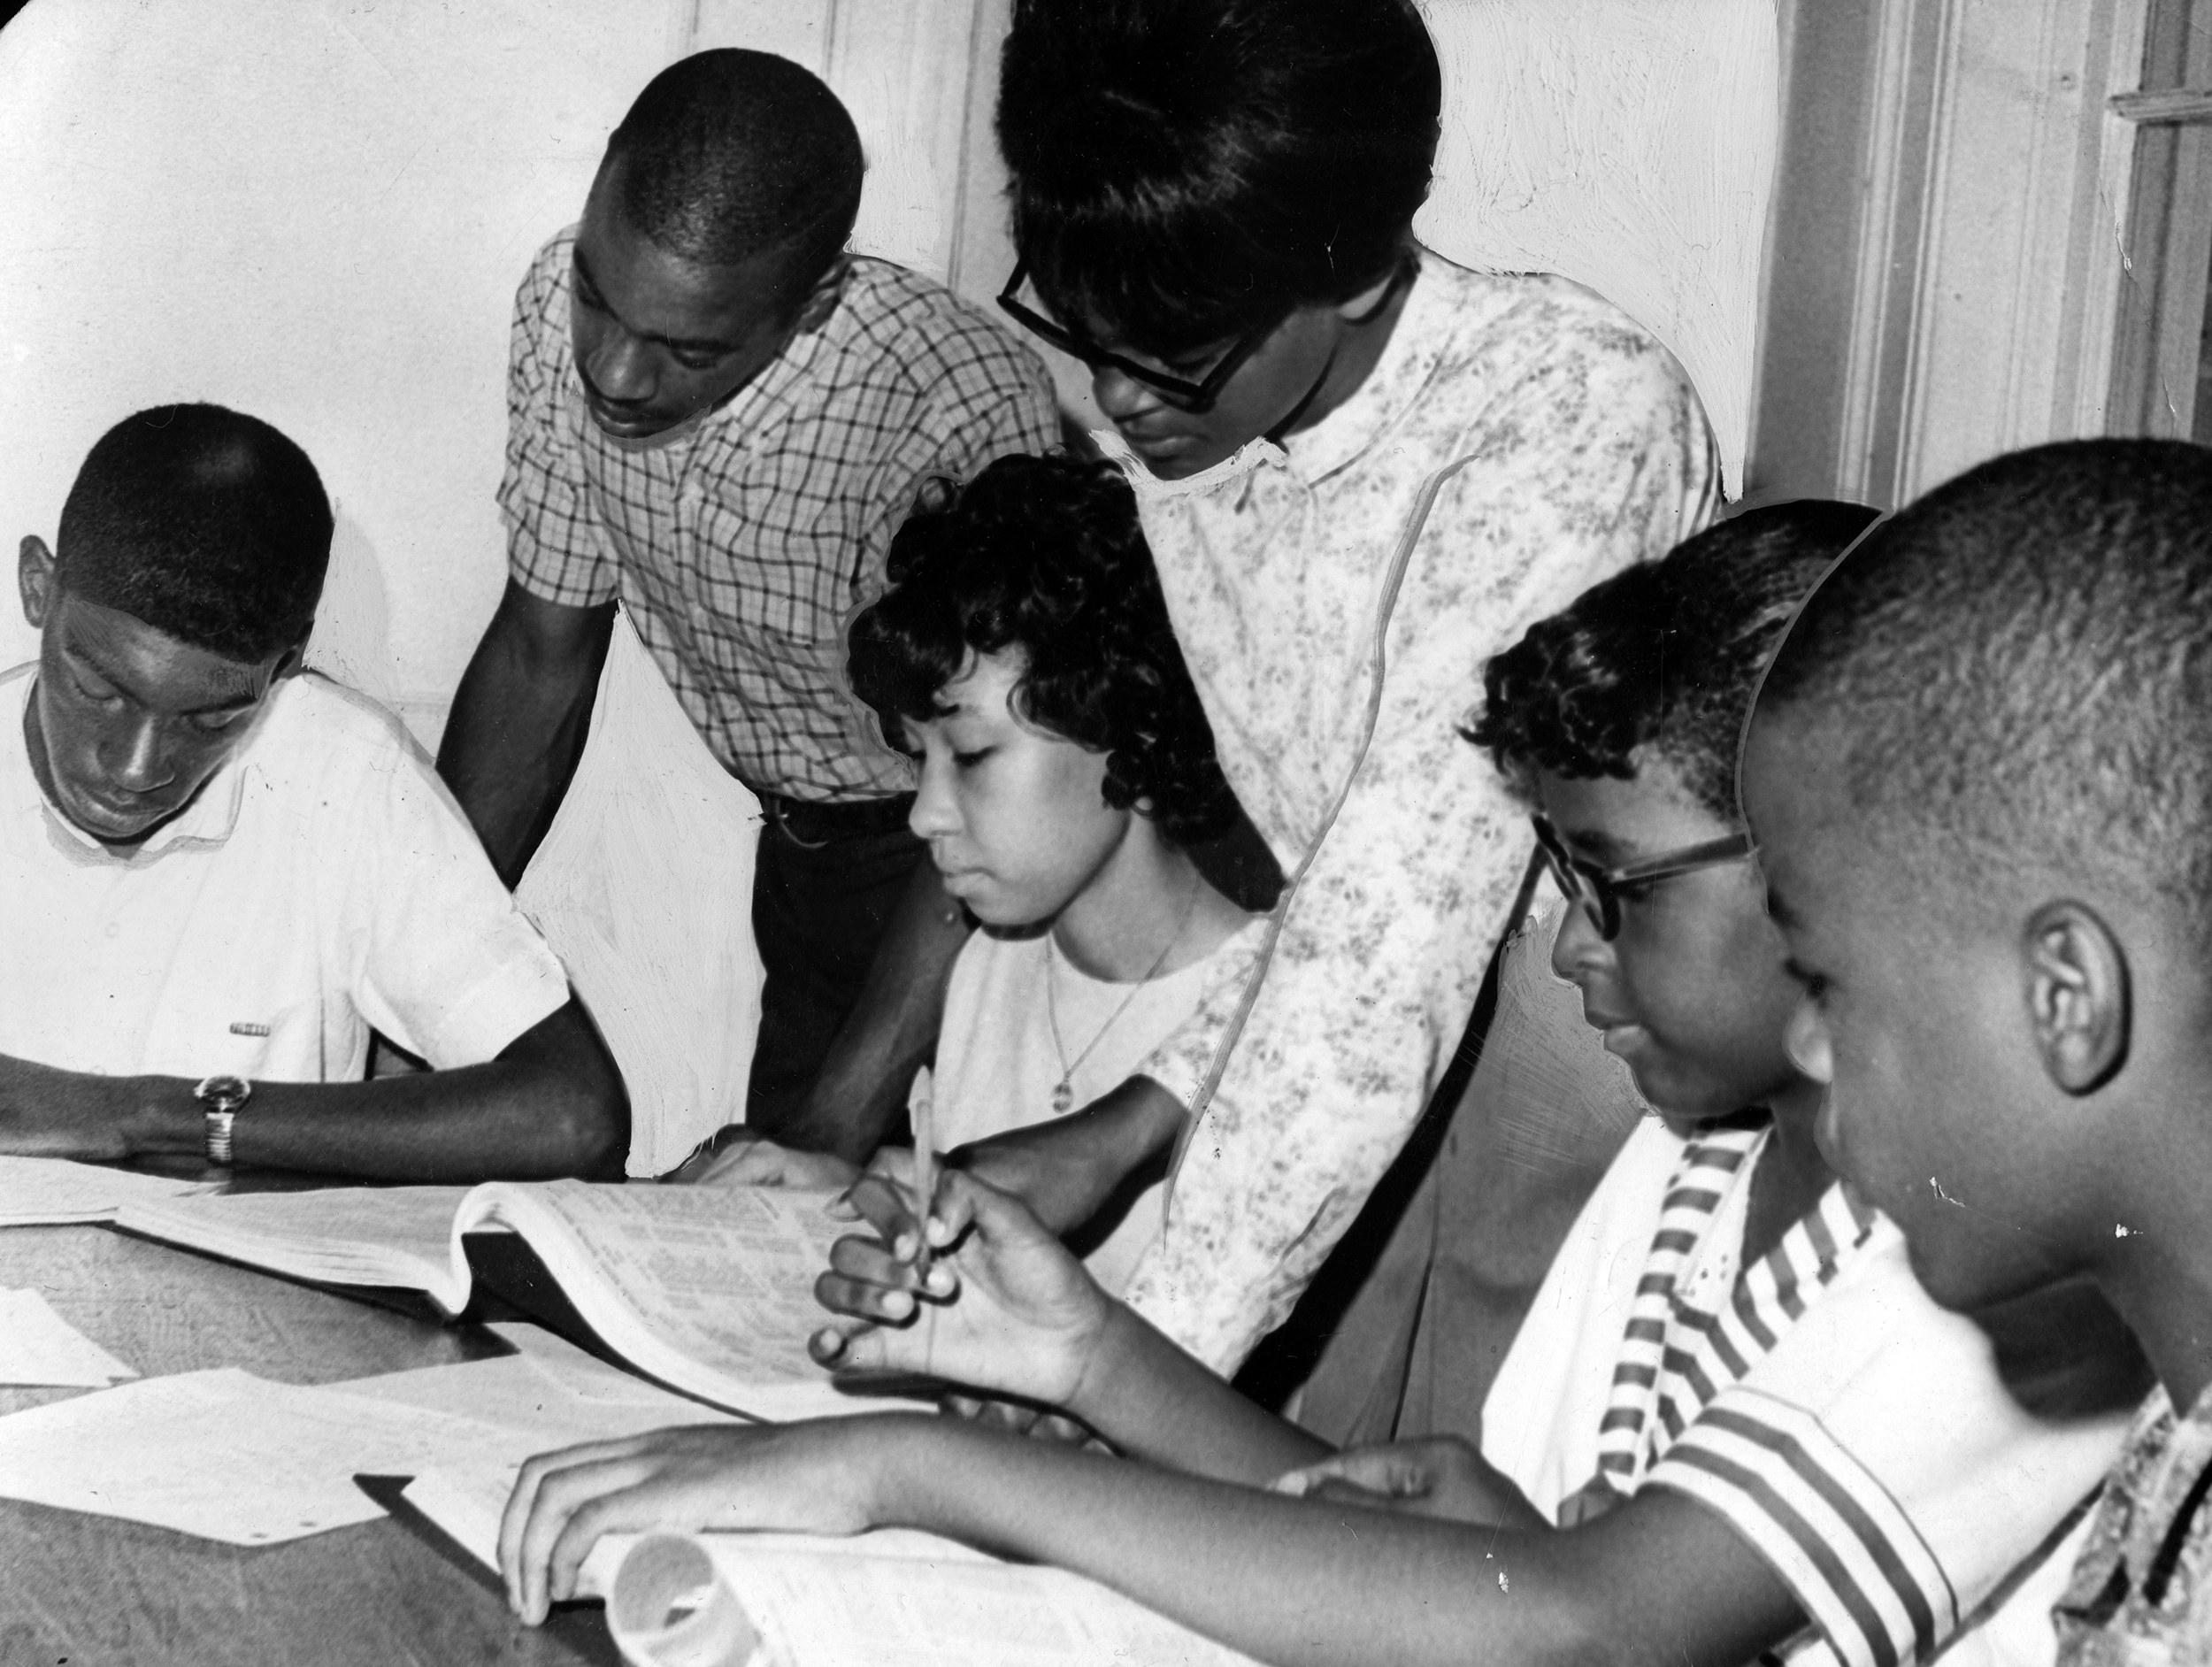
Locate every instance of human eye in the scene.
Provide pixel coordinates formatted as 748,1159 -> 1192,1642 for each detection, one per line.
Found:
69,667 -> 123,707
188,708 -> 250,736
672,347 -> 728,372
952,747 -> 994,769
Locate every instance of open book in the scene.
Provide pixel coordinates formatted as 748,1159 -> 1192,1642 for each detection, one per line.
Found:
403,1465 -> 1263,1667
113,1181 -> 877,1422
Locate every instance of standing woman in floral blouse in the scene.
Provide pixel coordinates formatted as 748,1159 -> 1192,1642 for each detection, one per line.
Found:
964,0 -> 1721,1377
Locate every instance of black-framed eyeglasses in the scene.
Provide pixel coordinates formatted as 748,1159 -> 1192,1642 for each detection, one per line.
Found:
995,258 -> 1292,413
1532,814 -> 1756,942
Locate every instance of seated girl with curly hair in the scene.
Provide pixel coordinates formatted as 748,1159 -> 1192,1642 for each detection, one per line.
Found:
700,452 -> 1263,1302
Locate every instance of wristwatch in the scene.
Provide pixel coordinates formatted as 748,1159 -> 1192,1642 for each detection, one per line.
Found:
195,1074 -> 253,1166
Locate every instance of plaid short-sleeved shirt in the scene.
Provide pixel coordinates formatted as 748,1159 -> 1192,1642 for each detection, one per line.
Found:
499,228 -> 1059,800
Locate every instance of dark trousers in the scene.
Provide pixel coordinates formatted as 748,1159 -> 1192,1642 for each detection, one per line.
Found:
744,801 -> 930,1141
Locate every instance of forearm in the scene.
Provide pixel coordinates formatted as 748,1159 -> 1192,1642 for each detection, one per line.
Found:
958,1076 -> 1186,1234
437,591 -> 613,885
1,1004 -> 626,1182
868,1417 -> 1776,1667
776,861 -> 971,1162
1069,1298 -> 1329,1484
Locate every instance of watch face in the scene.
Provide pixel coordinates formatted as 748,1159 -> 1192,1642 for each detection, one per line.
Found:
196,1074 -> 251,1110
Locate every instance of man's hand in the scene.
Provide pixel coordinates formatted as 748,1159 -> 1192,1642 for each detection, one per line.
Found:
808,1169 -> 1112,1410
0,1054 -> 144,1161
1271,1437 -> 1548,1528
499,1418 -> 915,1624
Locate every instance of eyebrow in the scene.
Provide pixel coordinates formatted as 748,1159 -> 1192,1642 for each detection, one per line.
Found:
572,250 -> 746,357
1554,825 -> 1635,865
62,634 -> 261,717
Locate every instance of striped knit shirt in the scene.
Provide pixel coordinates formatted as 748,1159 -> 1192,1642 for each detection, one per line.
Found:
1485,1117 -> 2130,1667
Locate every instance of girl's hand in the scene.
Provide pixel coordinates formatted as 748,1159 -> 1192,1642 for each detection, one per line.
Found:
689,1131 -> 860,1191
498,1418 -> 908,1624
809,1168 -> 1112,1410
1270,1436 -> 1546,1527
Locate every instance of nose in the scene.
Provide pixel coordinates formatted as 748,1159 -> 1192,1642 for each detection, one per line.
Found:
1549,895 -> 1609,982
908,755 -> 960,843
1785,994 -> 1833,1084
105,712 -> 175,795
582,324 -> 654,405
1090,363 -> 1166,426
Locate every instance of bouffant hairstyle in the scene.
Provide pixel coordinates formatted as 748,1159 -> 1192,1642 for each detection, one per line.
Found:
995,0 -> 1440,355
849,453 -> 1239,845
55,403 -> 332,664
1470,500 -> 1881,823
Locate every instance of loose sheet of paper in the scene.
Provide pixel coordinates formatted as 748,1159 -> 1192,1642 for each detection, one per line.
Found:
0,1288 -> 137,1386
0,1156 -> 215,1226
0,1367 -> 551,1543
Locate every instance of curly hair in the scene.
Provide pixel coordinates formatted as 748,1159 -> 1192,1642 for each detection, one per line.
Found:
1468,501 -> 1880,823
849,453 -> 1240,845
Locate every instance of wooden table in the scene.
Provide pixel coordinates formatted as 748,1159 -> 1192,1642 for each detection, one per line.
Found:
0,1217 -> 623,1666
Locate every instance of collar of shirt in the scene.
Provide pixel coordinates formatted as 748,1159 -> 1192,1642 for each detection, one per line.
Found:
1093,246 -> 1458,501
3,664 -> 259,865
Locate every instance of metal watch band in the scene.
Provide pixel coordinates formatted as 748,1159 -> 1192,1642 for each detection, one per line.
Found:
195,1075 -> 252,1166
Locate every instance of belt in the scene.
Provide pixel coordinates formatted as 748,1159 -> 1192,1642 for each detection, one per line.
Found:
751,788 -> 915,849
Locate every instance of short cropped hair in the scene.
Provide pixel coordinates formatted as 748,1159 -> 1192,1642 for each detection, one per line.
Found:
849,454 -> 1240,846
996,0 -> 1441,355
1471,500 -> 1881,823
604,49 -> 863,290
1759,439 -> 2212,936
55,403 -> 332,664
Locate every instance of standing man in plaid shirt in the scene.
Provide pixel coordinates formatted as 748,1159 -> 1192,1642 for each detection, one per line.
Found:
438,50 -> 1059,1153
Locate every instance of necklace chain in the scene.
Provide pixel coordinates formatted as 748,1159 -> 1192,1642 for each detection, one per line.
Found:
1043,872 -> 1202,1116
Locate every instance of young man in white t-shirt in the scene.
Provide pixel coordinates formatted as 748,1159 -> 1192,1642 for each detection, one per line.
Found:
699,453 -> 1260,1297
1,403 -> 626,1180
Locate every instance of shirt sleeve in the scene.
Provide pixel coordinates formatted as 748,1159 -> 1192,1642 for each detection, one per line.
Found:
343,713 -> 572,1067
498,232 -> 621,609
1119,321 -> 1720,1372
1644,1233 -> 2131,1667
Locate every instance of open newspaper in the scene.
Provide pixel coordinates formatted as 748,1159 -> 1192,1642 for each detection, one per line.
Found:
404,1465 -> 1263,1667
112,1181 -> 868,1422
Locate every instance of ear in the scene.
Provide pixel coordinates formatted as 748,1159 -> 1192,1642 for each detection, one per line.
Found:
2023,900 -> 2130,1095
789,255 -> 850,337
19,535 -> 55,631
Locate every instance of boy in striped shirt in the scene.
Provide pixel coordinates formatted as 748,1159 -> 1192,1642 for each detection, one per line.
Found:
503,502 -> 2132,1667
1744,442 -> 2212,1667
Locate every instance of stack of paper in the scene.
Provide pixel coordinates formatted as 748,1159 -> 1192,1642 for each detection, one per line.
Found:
0,1156 -> 215,1226
0,1327 -> 738,1544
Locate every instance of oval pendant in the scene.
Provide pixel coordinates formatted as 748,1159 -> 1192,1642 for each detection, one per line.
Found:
1051,1081 -> 1075,1114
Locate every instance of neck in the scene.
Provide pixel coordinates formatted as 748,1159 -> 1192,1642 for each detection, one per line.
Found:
1281,262 -> 1417,442
1051,818 -> 1238,982
2093,1212 -> 2212,1416
1741,1075 -> 1836,1266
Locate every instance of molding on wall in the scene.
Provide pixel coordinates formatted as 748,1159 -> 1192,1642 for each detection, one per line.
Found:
1758,0 -> 2153,506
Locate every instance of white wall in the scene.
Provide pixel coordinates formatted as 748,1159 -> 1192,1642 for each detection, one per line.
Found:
1417,0 -> 1776,495
0,0 -> 678,734
0,0 -> 1774,741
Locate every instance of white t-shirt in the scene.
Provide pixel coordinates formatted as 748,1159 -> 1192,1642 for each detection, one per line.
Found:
932,920 -> 1265,1297
0,664 -> 570,1083
1485,1116 -> 2129,1667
